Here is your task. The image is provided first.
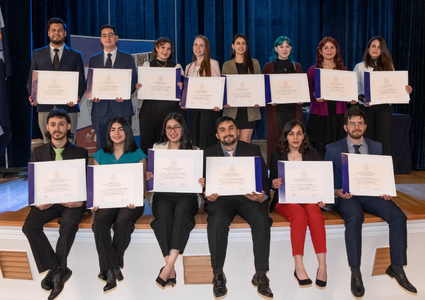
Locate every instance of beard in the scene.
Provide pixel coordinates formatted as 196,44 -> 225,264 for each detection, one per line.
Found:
51,131 -> 67,141
50,37 -> 65,45
347,130 -> 364,140
220,135 -> 237,147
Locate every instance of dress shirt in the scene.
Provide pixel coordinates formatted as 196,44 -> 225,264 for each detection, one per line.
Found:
221,143 -> 237,157
346,137 -> 369,154
103,48 -> 118,67
49,44 -> 65,63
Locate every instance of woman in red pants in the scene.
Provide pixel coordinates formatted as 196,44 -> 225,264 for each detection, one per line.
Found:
269,119 -> 327,288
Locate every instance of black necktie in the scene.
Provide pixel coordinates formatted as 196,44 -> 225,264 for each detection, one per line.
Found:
105,53 -> 112,68
353,145 -> 361,154
53,49 -> 60,71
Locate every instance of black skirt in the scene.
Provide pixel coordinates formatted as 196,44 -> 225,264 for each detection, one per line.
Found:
235,107 -> 256,129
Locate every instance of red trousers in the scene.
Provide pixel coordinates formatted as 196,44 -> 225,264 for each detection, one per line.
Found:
275,203 -> 327,256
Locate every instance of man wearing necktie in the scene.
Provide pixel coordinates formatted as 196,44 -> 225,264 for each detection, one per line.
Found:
324,109 -> 416,298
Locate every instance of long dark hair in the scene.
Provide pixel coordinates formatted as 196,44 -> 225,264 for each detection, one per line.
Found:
276,119 -> 310,154
363,36 -> 393,71
316,37 -> 344,70
231,33 -> 254,74
158,113 -> 193,149
189,35 -> 211,77
104,117 -> 138,154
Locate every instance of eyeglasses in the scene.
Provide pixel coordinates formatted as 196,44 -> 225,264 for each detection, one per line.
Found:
101,33 -> 116,38
166,125 -> 182,132
347,121 -> 365,127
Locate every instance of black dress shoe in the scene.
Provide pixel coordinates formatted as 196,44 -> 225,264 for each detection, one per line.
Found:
351,275 -> 365,298
386,265 -> 417,294
41,266 -> 59,291
212,273 -> 227,298
48,267 -> 72,300
156,267 -> 167,288
166,269 -> 176,287
98,269 -> 124,282
103,269 -> 118,293
294,270 -> 312,287
252,274 -> 273,298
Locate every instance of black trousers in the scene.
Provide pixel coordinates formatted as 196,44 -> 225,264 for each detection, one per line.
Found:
22,204 -> 85,273
151,193 -> 198,257
205,196 -> 273,273
92,207 -> 144,271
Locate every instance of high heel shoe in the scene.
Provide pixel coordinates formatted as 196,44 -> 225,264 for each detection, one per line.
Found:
315,269 -> 327,288
155,267 -> 167,288
294,270 -> 312,287
166,270 -> 176,287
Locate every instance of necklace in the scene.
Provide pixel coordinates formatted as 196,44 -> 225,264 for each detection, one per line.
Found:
157,59 -> 167,67
288,152 -> 301,160
114,147 -> 124,152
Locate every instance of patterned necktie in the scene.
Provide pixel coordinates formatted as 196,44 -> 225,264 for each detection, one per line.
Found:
353,145 -> 361,154
53,49 -> 60,71
54,148 -> 65,161
105,53 -> 112,68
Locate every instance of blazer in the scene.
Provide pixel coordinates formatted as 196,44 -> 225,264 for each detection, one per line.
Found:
27,44 -> 86,113
184,58 -> 221,77
34,141 -> 89,164
89,49 -> 137,118
222,58 -> 262,122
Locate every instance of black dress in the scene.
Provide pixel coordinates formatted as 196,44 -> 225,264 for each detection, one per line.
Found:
234,63 -> 256,130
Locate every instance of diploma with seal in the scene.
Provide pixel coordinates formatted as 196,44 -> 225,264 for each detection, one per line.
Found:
314,68 -> 358,101
181,76 -> 225,109
277,161 -> 334,204
265,73 -> 310,104
86,68 -> 132,100
87,163 -> 144,209
28,159 -> 87,206
205,157 -> 262,196
224,74 -> 266,107
342,153 -> 396,197
364,71 -> 410,104
30,70 -> 79,105
137,67 -> 181,101
147,149 -> 203,193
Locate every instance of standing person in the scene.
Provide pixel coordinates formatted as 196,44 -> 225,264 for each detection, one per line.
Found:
263,36 -> 303,167
145,112 -> 204,288
22,109 -> 88,300
89,25 -> 140,151
269,120 -> 327,288
184,35 -> 221,150
138,37 -> 185,154
91,117 -> 147,293
27,17 -> 86,143
353,36 -> 413,155
222,33 -> 261,143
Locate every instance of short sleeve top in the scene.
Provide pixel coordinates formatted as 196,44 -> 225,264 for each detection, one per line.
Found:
93,148 -> 147,165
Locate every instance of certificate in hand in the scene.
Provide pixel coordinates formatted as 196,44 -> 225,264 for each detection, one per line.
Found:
278,161 -> 334,204
364,71 -> 409,104
28,159 -> 87,206
342,154 -> 396,197
137,67 -> 181,101
265,74 -> 310,104
314,68 -> 358,101
87,163 -> 144,209
224,75 -> 266,107
181,76 -> 225,109
205,157 -> 262,196
86,68 -> 132,100
147,149 -> 203,193
31,71 -> 79,105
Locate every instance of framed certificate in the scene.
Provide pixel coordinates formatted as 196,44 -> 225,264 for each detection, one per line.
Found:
265,73 -> 310,104
86,68 -> 132,100
87,163 -> 145,209
364,71 -> 409,104
205,157 -> 262,196
224,74 -> 266,107
31,71 -> 79,105
181,76 -> 225,109
314,68 -> 358,101
147,149 -> 203,193
137,67 -> 181,101
342,154 -> 396,197
278,161 -> 334,204
28,159 -> 87,206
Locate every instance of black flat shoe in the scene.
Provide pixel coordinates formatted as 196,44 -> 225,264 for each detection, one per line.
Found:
294,270 -> 312,287
252,273 -> 273,298
212,273 -> 227,298
386,265 -> 417,294
103,269 -> 118,293
315,269 -> 327,288
98,269 -> 124,282
156,267 -> 167,288
351,275 -> 365,298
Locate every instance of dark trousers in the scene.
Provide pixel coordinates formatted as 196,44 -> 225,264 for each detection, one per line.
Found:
333,196 -> 407,267
205,196 -> 272,273
92,115 -> 132,151
92,207 -> 144,271
22,204 -> 85,273
189,109 -> 221,150
151,193 -> 198,257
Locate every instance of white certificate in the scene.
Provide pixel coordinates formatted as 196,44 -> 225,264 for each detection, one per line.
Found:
364,71 -> 410,104
28,159 -> 86,206
147,149 -> 203,193
181,77 -> 225,109
86,68 -> 132,100
137,67 -> 181,101
31,71 -> 79,105
225,75 -> 265,107
87,163 -> 144,209
278,161 -> 334,204
266,74 -> 310,104
315,68 -> 358,101
342,154 -> 396,197
205,157 -> 262,196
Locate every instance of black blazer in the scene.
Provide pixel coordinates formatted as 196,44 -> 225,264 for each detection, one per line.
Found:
34,141 -> 89,164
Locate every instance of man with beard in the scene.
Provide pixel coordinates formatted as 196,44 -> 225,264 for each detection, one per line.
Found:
27,17 -> 86,143
23,109 -> 88,300
325,108 -> 416,298
203,116 -> 273,299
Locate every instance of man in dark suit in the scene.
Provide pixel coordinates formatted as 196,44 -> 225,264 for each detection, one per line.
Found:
22,109 -> 88,300
204,116 -> 273,299
325,109 -> 416,298
88,25 -> 139,150
27,17 -> 86,143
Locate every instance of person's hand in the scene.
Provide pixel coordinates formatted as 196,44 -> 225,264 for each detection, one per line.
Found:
177,82 -> 183,90
115,97 -> 124,103
272,178 -> 283,189
204,192 -> 219,202
146,172 -> 153,181
29,95 -> 38,106
66,97 -> 79,107
127,204 -> 136,209
198,178 -> 205,188
406,85 -> 413,94
91,206 -> 99,212
60,201 -> 84,208
365,102 -> 371,106
297,102 -> 303,105
92,97 -> 101,103
335,189 -> 353,199
244,190 -> 266,203
380,194 -> 392,201
253,104 -> 260,108
317,201 -> 325,208
349,100 -> 357,105
271,102 -> 278,106
136,83 -> 142,91
212,106 -> 221,111
35,203 -> 53,210
223,104 -> 231,108
316,98 -> 325,103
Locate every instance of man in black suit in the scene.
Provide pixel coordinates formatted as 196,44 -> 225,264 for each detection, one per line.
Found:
27,18 -> 86,143
22,109 -> 88,300
204,116 -> 273,299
